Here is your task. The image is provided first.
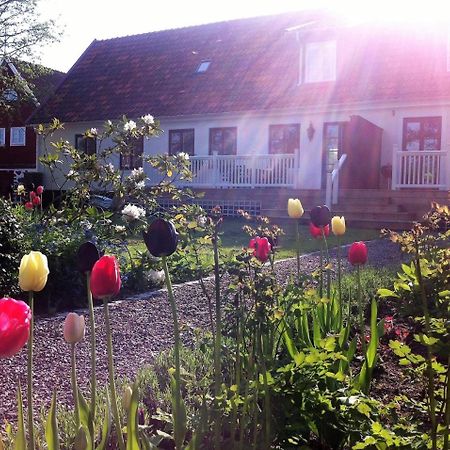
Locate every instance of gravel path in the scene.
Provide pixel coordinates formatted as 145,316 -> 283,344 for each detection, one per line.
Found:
0,238 -> 403,423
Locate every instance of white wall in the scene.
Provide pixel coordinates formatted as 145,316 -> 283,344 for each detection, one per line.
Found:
37,102 -> 450,190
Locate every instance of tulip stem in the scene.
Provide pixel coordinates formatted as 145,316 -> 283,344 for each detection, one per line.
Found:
321,229 -> 331,299
162,256 -> 183,450
357,265 -> 366,355
26,291 -> 35,450
319,246 -> 323,298
70,343 -> 81,429
103,297 -> 125,450
337,239 -> 342,320
295,220 -> 300,282
86,272 -> 97,419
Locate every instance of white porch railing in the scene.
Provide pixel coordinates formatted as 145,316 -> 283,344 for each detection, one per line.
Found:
392,146 -> 449,190
182,152 -> 299,188
325,153 -> 347,207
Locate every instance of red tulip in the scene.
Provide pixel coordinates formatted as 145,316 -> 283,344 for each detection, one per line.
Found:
90,255 -> 121,299
348,241 -> 368,266
30,191 -> 36,199
249,236 -> 271,262
0,297 -> 32,358
25,201 -> 33,210
32,196 -> 41,206
309,222 -> 330,239
36,186 -> 44,195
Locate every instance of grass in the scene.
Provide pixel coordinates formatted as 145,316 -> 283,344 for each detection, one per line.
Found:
129,217 -> 380,261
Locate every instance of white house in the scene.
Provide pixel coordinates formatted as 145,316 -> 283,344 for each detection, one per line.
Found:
29,11 -> 449,227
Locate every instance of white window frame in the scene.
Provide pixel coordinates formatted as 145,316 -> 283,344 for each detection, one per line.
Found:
300,40 -> 336,84
0,128 -> 5,146
10,127 -> 26,146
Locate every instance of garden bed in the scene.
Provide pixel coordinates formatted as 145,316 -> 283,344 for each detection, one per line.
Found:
0,238 -> 404,424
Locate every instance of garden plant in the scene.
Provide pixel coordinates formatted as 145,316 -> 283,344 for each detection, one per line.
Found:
0,115 -> 448,449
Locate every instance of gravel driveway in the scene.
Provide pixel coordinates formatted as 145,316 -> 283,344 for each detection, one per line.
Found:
0,238 -> 403,423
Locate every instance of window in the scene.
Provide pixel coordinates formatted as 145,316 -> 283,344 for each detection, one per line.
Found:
75,134 -> 96,155
209,127 -> 237,155
120,136 -> 144,169
0,128 -> 5,146
302,40 -> 336,83
269,124 -> 300,154
196,60 -> 211,73
322,122 -> 344,188
169,129 -> 194,155
10,127 -> 26,146
403,117 -> 441,151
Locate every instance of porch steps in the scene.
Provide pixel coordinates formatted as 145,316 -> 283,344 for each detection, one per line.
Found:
190,187 -> 448,230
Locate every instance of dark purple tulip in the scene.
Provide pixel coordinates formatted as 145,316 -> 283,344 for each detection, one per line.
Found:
143,219 -> 178,257
310,205 -> 331,228
77,242 -> 100,273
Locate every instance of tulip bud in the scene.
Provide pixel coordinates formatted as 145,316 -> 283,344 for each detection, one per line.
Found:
348,241 -> 368,266
19,251 -> 49,292
77,242 -> 100,273
32,196 -> 41,206
36,186 -> 44,195
331,216 -> 346,236
74,426 -> 89,450
310,205 -> 331,227
63,312 -> 85,344
90,255 -> 121,299
287,198 -> 304,219
25,201 -> 33,210
143,219 -> 178,257
30,191 -> 36,199
0,297 -> 32,358
122,385 -> 133,411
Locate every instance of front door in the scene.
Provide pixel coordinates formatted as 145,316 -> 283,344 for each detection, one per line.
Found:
321,122 -> 344,189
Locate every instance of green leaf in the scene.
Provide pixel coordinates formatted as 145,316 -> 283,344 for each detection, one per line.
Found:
282,321 -> 304,365
126,383 -> 140,450
377,288 -> 399,298
45,390 -> 60,450
77,388 -> 94,440
96,392 -> 111,450
14,384 -> 26,450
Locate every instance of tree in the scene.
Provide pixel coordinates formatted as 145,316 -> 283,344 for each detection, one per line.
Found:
0,0 -> 61,116
0,0 -> 60,60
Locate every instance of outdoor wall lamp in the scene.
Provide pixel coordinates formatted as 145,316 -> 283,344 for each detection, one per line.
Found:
307,122 -> 315,141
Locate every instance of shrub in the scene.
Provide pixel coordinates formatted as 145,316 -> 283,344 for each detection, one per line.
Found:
0,198 -> 26,296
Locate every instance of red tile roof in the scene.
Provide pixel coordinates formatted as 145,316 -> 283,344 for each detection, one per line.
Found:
30,11 -> 450,124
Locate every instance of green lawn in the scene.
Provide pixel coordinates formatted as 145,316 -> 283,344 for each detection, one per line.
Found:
130,217 -> 380,261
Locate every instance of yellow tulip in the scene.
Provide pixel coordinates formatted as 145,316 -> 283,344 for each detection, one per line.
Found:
287,198 -> 304,219
331,216 -> 346,236
19,251 -> 49,292
63,312 -> 86,344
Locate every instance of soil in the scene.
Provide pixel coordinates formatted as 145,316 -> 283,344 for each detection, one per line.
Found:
0,238 -> 418,425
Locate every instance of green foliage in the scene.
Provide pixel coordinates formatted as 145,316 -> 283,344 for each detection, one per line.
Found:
0,198 -> 26,296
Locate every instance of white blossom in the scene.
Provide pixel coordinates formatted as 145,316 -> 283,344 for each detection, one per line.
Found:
130,167 -> 144,178
135,180 -> 145,190
106,163 -> 115,172
198,216 -> 207,226
141,114 -> 154,125
90,127 -> 98,135
107,120 -> 113,127
178,152 -> 189,160
115,225 -> 126,233
148,269 -> 165,284
121,204 -> 146,221
123,120 -> 137,132
16,184 -> 26,195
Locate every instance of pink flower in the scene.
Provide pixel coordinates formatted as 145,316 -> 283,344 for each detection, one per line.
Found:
348,241 -> 368,266
36,186 -> 44,195
25,201 -> 33,210
249,236 -> 271,262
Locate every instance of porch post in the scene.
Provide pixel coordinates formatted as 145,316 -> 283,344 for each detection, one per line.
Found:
294,147 -> 300,188
212,151 -> 219,187
391,144 -> 399,190
445,143 -> 450,191
325,171 -> 332,208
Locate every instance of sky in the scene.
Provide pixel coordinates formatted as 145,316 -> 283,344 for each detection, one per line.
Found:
37,0 -> 450,73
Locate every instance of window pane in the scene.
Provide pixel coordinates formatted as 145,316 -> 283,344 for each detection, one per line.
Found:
304,41 -> 336,83
11,127 -> 26,146
0,128 -> 5,146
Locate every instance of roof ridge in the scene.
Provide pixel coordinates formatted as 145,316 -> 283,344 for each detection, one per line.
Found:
94,8 -> 329,43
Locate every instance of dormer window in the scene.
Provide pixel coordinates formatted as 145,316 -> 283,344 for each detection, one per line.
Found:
301,40 -> 336,83
196,60 -> 211,73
